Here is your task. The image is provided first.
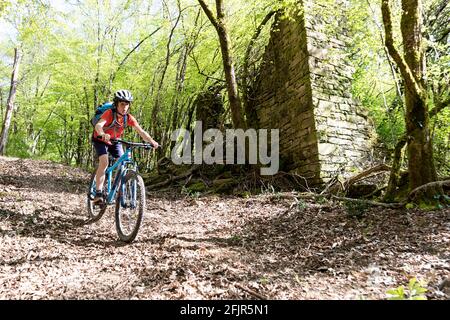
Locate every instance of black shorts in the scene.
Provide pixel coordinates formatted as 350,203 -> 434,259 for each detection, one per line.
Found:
92,139 -> 124,159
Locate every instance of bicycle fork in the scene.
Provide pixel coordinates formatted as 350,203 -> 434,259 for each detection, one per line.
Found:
120,173 -> 138,209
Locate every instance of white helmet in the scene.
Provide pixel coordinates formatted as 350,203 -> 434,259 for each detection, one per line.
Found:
114,89 -> 133,103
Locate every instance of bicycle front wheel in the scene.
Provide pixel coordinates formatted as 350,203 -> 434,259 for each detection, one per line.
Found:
115,171 -> 145,243
87,172 -> 107,222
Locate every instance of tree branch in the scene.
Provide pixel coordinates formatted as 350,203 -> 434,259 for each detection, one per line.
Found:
430,96 -> 450,118
367,0 -> 403,103
119,28 -> 161,70
332,195 -> 404,208
190,51 -> 225,83
408,180 -> 450,200
110,27 -> 162,85
215,0 -> 224,20
436,26 -> 450,43
242,10 -> 278,127
235,283 -> 268,300
383,135 -> 407,202
243,10 -> 278,87
381,0 -> 424,99
197,0 -> 218,29
343,164 -> 391,191
146,165 -> 201,190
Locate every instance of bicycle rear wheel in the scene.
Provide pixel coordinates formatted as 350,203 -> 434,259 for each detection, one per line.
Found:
115,171 -> 145,243
87,172 -> 107,222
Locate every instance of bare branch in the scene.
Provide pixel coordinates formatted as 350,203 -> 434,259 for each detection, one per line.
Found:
408,180 -> 450,200
343,164 -> 391,191
110,27 -> 162,85
190,51 -> 225,83
243,10 -> 278,86
331,195 -> 404,208
235,283 -> 268,300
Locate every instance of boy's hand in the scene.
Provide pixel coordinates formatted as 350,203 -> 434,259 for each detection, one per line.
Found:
151,140 -> 160,149
100,134 -> 111,142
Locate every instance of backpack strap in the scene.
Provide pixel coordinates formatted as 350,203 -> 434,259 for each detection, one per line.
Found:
104,108 -> 117,130
104,108 -> 127,130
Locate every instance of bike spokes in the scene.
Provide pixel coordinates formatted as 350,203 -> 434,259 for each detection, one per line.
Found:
86,172 -> 107,222
115,172 -> 145,243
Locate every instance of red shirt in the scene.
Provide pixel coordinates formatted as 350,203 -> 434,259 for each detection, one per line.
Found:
93,109 -> 138,143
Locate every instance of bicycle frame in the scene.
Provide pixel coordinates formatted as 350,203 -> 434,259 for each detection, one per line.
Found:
103,146 -> 136,205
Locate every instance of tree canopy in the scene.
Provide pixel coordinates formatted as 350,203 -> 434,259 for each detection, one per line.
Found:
0,0 -> 449,195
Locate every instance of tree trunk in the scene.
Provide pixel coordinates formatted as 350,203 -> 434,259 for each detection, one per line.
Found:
166,45 -> 189,156
76,100 -> 84,166
383,136 -> 407,202
0,88 -> 4,118
400,0 -> 437,191
198,0 -> 246,129
0,48 -> 21,155
216,21 -> 245,129
381,0 -> 440,201
151,5 -> 182,161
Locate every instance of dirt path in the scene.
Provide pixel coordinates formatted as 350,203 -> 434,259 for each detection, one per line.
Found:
0,156 -> 449,299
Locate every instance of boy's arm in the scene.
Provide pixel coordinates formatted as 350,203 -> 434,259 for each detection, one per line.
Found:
133,123 -> 159,148
95,119 -> 111,141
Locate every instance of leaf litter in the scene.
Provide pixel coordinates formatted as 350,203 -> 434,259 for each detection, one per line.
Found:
0,156 -> 449,299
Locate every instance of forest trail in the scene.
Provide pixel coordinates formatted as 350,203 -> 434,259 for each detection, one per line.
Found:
0,156 -> 449,300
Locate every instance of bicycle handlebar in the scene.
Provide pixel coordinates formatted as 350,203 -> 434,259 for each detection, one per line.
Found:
97,136 -> 155,149
112,138 -> 155,149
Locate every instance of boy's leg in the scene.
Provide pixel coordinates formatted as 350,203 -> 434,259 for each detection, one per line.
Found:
108,142 -> 124,160
93,140 -> 109,203
95,154 -> 109,194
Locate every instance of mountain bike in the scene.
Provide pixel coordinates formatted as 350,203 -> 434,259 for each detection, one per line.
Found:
87,138 -> 153,243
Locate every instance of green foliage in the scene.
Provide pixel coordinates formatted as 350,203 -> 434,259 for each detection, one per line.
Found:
405,203 -> 415,210
347,0 -> 406,149
296,198 -> 307,210
181,185 -> 202,198
430,108 -> 450,176
0,0 -> 279,168
0,0 -> 448,178
316,195 -> 327,205
0,1 -> 11,17
386,278 -> 428,300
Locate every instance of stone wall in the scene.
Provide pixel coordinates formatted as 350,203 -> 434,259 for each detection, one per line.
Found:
249,1 -> 375,184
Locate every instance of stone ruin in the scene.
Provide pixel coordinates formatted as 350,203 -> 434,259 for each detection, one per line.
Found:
248,0 -> 375,185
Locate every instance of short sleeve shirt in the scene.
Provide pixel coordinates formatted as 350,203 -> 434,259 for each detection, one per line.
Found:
93,109 -> 138,142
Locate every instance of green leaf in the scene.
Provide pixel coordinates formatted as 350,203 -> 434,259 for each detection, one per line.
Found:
405,203 -> 415,209
408,278 -> 417,288
386,286 -> 405,300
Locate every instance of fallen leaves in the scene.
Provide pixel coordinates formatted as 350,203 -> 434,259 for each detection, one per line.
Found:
0,157 -> 449,299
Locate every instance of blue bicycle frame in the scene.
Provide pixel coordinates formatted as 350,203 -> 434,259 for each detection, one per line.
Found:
90,138 -> 152,209
103,146 -> 137,205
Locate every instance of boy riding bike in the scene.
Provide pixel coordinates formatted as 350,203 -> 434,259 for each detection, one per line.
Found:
92,89 -> 159,204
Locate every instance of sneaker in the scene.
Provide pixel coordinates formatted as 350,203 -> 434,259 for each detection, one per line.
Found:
92,192 -> 104,204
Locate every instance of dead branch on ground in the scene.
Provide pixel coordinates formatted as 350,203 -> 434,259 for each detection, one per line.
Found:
408,180 -> 450,200
147,165 -> 201,191
331,195 -> 404,208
